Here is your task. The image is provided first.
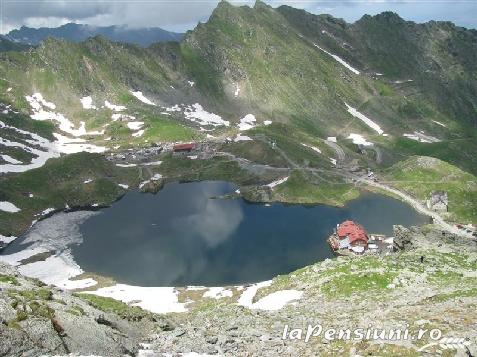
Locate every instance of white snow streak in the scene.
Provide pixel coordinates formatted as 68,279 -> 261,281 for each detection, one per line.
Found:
302,143 -> 322,154
267,176 -> 289,188
130,91 -> 156,106
104,100 -> 126,111
313,44 -> 360,75
345,103 -> 384,135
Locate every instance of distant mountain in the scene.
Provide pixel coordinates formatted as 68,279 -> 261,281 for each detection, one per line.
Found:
6,23 -> 184,47
0,36 -> 31,52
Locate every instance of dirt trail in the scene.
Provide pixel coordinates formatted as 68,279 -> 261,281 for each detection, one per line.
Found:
324,140 -> 346,163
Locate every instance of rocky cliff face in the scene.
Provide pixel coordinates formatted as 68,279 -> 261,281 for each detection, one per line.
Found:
0,262 -> 153,356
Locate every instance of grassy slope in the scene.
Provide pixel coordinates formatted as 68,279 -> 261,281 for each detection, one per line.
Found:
0,153 -> 140,236
273,169 -> 360,206
383,156 -> 477,223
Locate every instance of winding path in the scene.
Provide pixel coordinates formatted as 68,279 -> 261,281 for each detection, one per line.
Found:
351,175 -> 473,238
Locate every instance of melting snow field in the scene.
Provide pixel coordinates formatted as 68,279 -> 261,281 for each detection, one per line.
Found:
27,93 -> 104,137
345,103 -> 384,135
326,136 -> 337,143
313,44 -> 360,75
1,94 -> 107,174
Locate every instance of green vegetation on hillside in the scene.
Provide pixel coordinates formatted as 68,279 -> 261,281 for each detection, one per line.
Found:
383,156 -> 477,223
273,170 -> 360,206
0,153 -> 139,236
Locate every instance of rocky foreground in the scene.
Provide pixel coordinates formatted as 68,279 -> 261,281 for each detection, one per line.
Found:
1,225 -> 476,356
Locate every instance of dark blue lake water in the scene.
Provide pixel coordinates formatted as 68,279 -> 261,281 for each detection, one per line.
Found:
71,181 -> 428,286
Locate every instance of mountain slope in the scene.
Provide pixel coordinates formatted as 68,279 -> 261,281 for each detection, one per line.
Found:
6,23 -> 184,47
0,1 -> 476,234
277,6 -> 477,128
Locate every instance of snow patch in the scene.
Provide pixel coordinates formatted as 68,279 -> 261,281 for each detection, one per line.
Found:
0,234 -> 17,244
263,120 -> 272,126
187,81 -> 195,87
18,252 -> 97,290
118,184 -> 129,189
132,130 -> 145,138
127,121 -> 145,130
238,114 -> 256,131
1,154 -> 22,164
234,134 -> 252,142
327,136 -> 337,143
237,281 -> 272,308
345,103 -> 384,135
0,201 -> 21,213
53,133 -> 106,154
142,161 -> 162,166
130,91 -> 156,106
85,285 -> 187,314
116,163 -> 137,167
347,133 -> 373,146
249,290 -> 303,311
432,120 -> 447,128
0,120 -> 62,173
234,84 -> 240,97
26,93 -> 105,137
184,103 -> 230,127
104,100 -> 126,111
80,96 -> 96,109
0,247 -> 48,266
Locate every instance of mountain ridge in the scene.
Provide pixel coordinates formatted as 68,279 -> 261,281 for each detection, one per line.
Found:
6,23 -> 184,47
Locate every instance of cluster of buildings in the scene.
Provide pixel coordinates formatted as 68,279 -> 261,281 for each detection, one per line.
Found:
328,220 -> 394,255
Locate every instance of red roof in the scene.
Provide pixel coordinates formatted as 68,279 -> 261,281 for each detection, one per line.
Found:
337,220 -> 368,245
173,143 -> 195,151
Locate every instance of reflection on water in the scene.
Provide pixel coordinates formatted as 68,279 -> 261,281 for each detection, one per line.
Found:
72,181 -> 428,287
